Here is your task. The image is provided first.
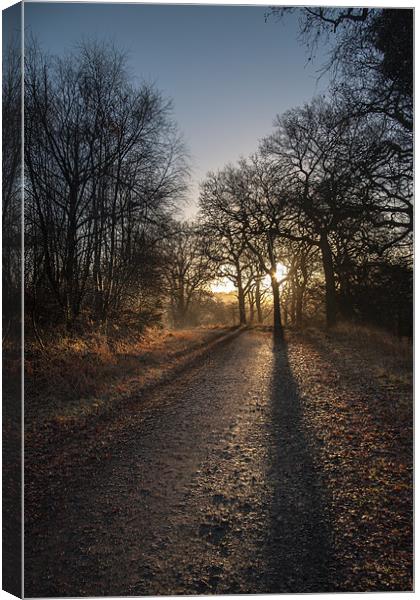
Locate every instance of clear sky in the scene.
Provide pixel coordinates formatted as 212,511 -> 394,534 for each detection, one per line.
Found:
24,2 -> 329,218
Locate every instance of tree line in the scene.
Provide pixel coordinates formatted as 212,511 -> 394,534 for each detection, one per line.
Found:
23,41 -> 191,335
2,8 -> 413,343
198,8 -> 413,338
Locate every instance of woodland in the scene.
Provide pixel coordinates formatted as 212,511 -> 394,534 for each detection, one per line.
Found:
2,8 -> 413,345
2,7 -> 413,596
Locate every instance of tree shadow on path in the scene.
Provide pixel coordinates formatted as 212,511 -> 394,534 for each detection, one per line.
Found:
263,335 -> 335,593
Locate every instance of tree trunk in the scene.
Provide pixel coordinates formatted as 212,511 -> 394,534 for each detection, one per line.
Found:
290,282 -> 296,326
320,233 -> 337,328
237,286 -> 247,325
295,287 -> 304,329
175,282 -> 186,328
338,274 -> 355,320
255,278 -> 263,323
248,294 -> 255,323
65,195 -> 78,331
236,268 -> 247,325
271,275 -> 284,339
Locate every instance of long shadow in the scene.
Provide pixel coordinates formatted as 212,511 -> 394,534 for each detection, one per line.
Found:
263,335 -> 335,593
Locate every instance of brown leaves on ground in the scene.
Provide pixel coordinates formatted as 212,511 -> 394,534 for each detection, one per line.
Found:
286,324 -> 412,591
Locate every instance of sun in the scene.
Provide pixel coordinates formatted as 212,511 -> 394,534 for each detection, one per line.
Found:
262,262 -> 288,287
210,263 -> 287,294
275,262 -> 288,282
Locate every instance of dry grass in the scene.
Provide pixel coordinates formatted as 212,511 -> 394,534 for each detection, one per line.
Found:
299,321 -> 413,429
24,325 -> 231,428
338,323 -> 412,398
305,321 -> 412,386
333,321 -> 412,363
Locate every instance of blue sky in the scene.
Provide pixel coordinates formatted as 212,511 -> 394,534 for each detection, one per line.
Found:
24,2 -> 329,217
3,1 -> 21,52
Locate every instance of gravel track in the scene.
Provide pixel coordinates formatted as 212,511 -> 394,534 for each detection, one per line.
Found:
24,330 -> 366,596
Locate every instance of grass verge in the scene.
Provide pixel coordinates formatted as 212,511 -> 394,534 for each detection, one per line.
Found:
25,325 -> 241,431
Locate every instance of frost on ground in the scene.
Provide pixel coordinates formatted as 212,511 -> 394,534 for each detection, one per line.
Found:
24,328 -> 412,596
289,326 -> 412,591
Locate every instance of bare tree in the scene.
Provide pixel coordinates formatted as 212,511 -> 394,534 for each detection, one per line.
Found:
200,159 -> 289,337
199,172 -> 257,325
24,40 -> 188,332
263,99 -> 367,326
162,222 -> 215,328
3,37 -> 22,342
269,7 -> 413,130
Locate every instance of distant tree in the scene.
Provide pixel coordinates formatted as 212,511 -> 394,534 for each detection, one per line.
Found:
200,159 -> 290,337
280,240 -> 318,329
235,156 -> 288,338
162,222 -> 215,328
242,252 -> 266,324
199,172 -> 256,325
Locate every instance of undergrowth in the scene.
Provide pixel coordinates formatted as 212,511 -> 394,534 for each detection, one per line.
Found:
24,324 -> 230,427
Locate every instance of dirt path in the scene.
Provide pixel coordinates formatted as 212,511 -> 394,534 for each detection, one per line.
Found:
24,329 -> 411,596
